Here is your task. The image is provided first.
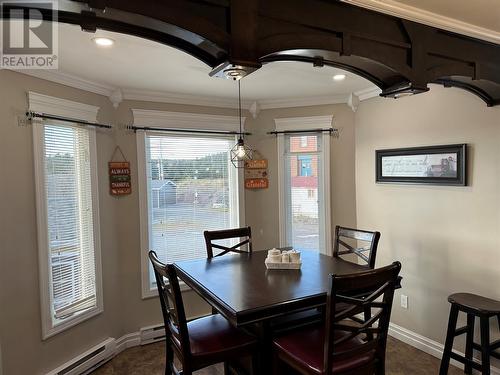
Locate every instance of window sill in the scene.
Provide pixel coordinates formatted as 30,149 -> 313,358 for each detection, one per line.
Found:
43,305 -> 103,340
142,280 -> 191,300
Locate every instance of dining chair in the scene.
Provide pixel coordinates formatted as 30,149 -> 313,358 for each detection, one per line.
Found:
204,226 -> 253,259
148,251 -> 258,375
333,226 -> 381,269
272,261 -> 402,375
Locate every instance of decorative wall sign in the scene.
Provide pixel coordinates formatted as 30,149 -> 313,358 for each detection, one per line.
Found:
245,178 -> 269,189
109,146 -> 132,195
245,159 -> 268,169
244,158 -> 268,189
376,144 -> 467,186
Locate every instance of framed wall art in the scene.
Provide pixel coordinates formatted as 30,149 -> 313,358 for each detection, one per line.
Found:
376,144 -> 467,186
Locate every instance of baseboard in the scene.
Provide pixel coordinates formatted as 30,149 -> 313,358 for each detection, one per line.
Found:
53,316 -> 494,375
115,332 -> 141,355
114,312 -> 210,355
389,322 -> 500,374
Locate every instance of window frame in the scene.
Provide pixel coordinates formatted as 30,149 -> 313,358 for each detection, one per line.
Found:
135,110 -> 246,299
31,93 -> 103,340
275,115 -> 333,256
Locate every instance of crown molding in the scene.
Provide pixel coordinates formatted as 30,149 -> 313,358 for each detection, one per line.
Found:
258,94 -> 348,110
354,86 -> 382,101
122,88 -> 253,110
16,69 -> 379,112
341,0 -> 500,45
20,70 -> 115,97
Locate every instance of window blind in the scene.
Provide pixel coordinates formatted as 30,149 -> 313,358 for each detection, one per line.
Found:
283,134 -> 324,252
43,124 -> 97,321
145,133 -> 239,288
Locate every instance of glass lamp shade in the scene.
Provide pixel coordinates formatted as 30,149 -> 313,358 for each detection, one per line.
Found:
230,138 -> 254,168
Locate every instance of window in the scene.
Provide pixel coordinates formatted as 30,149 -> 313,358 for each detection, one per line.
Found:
139,132 -> 241,296
300,136 -> 308,147
298,155 -> 313,176
275,116 -> 332,255
34,121 -> 102,339
284,134 -> 324,251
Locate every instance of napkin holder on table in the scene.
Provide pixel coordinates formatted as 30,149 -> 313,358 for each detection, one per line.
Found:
265,248 -> 301,270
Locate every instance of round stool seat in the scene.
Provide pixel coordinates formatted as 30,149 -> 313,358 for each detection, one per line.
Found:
448,293 -> 500,316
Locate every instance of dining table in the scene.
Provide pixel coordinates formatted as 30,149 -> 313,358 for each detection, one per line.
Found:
174,249 -> 400,374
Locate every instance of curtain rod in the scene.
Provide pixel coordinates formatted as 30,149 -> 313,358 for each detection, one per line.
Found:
26,111 -> 113,129
267,128 -> 339,136
128,125 -> 251,136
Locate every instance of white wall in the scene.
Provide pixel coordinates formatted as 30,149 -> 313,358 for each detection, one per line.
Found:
355,84 -> 500,353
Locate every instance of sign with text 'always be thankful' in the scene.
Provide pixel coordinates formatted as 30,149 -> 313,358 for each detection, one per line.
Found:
244,159 -> 269,189
109,161 -> 131,195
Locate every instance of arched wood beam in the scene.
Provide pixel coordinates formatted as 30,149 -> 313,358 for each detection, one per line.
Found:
435,78 -> 500,107
2,0 -> 499,106
1,0 -> 229,67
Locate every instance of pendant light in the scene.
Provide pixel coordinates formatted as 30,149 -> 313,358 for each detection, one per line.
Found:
230,79 -> 253,168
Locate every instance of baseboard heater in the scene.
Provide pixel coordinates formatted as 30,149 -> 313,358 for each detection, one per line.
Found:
46,338 -> 116,375
140,324 -> 166,345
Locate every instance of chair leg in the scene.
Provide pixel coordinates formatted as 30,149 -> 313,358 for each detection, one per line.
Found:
251,352 -> 261,375
439,305 -> 459,375
465,314 -> 475,374
480,316 -> 491,375
165,341 -> 173,375
272,351 -> 282,375
223,361 -> 231,375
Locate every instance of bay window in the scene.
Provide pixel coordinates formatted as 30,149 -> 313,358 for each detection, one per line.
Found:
32,93 -> 103,338
136,110 -> 243,297
275,116 -> 332,255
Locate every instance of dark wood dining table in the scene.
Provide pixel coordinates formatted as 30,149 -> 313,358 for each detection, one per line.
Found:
174,249 -> 389,374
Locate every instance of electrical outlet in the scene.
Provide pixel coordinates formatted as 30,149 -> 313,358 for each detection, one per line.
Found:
401,294 -> 408,309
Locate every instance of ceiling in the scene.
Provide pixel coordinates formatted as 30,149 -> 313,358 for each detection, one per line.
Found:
395,0 -> 500,32
23,23 -> 374,106
19,1 -> 500,108
343,0 -> 500,43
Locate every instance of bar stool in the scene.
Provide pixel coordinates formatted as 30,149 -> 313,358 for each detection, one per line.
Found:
440,293 -> 500,375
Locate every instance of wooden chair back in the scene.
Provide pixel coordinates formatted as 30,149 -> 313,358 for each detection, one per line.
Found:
204,226 -> 253,259
333,226 -> 381,268
148,251 -> 190,369
323,261 -> 401,375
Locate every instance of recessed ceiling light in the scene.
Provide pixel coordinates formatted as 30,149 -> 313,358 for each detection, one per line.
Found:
92,37 -> 115,47
333,74 -> 346,81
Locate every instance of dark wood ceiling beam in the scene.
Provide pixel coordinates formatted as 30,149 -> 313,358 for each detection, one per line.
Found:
2,0 -> 499,105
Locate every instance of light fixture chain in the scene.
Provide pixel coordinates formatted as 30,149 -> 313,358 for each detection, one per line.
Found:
238,79 -> 242,139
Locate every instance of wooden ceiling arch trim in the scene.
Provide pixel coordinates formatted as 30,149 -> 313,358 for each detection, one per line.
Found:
2,0 -> 499,106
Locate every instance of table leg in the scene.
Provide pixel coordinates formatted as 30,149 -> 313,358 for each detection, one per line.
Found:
254,320 -> 273,375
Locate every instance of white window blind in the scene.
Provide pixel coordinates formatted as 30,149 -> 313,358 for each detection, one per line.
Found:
145,133 -> 239,289
43,124 -> 98,322
283,134 -> 326,252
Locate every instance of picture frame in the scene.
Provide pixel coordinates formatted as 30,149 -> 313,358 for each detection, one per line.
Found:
376,144 -> 467,186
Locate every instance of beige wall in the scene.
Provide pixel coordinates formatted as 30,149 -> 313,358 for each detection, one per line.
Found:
355,85 -> 500,352
0,70 -> 121,375
0,70 -> 358,374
